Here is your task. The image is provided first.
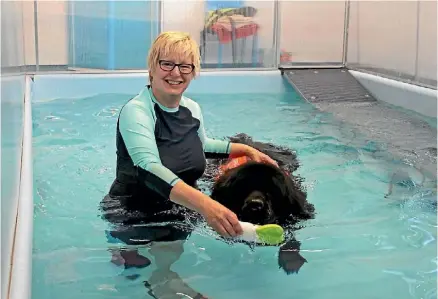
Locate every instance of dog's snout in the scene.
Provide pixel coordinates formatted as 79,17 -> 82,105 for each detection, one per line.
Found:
241,193 -> 275,225
248,198 -> 265,211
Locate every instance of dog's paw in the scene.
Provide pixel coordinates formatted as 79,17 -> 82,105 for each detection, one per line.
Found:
278,249 -> 307,275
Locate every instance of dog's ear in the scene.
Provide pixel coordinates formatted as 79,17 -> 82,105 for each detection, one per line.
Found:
265,168 -> 315,224
284,177 -> 315,222
210,167 -> 248,213
267,173 -> 300,219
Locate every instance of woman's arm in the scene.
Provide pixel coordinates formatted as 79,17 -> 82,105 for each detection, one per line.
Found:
119,100 -> 242,238
169,180 -> 243,237
228,142 -> 253,158
192,102 -> 277,166
228,142 -> 278,167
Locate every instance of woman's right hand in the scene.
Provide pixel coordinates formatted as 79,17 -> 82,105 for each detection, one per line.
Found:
200,198 -> 243,238
169,180 -> 243,238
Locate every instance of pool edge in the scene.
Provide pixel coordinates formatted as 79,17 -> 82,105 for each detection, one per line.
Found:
32,69 -> 281,79
349,69 -> 437,119
8,76 -> 34,299
31,69 -> 286,103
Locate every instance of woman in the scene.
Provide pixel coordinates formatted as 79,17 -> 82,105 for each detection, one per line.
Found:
101,31 -> 276,298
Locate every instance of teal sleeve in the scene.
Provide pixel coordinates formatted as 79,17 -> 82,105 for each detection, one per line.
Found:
118,101 -> 181,187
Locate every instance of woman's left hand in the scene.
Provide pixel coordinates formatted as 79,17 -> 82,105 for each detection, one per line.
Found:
246,147 -> 279,167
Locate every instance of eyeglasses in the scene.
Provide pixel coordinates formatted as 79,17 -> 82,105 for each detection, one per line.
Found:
159,60 -> 194,74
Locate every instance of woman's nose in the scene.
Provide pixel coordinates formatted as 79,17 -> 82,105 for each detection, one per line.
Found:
170,66 -> 181,76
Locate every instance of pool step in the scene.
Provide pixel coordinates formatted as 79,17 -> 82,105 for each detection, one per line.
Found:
284,68 -> 375,105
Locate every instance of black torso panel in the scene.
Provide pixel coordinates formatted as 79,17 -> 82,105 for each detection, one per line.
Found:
153,103 -> 206,186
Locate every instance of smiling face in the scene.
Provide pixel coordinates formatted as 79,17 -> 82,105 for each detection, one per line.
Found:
151,58 -> 195,97
147,32 -> 200,101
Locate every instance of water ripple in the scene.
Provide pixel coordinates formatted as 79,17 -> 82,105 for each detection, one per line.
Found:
402,221 -> 436,248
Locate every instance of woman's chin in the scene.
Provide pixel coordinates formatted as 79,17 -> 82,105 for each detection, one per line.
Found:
165,86 -> 186,95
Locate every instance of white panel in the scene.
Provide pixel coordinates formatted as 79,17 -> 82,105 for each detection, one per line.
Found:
417,1 -> 437,82
347,1 -> 417,75
280,1 -> 346,64
36,0 -> 68,65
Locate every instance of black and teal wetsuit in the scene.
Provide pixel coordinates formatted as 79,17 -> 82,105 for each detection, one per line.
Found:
101,85 -> 230,244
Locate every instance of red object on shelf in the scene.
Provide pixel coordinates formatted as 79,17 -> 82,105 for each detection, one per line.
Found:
280,50 -> 293,63
211,23 -> 259,44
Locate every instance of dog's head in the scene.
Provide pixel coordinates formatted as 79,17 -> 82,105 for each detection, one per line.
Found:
211,161 -> 315,226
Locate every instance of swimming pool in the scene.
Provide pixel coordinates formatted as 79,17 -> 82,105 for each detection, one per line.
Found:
28,71 -> 437,299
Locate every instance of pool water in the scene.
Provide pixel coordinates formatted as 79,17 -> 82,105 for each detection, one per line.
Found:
31,88 -> 437,299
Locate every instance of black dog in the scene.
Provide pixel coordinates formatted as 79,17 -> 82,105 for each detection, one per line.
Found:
204,133 -> 316,275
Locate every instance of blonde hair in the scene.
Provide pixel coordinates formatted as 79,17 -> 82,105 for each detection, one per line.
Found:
147,31 -> 201,81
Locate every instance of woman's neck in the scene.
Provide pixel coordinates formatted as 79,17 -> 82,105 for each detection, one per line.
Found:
151,85 -> 181,108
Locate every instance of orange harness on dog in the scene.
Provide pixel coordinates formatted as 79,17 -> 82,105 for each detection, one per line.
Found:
219,156 -> 251,173
215,156 -> 251,181
217,155 -> 289,180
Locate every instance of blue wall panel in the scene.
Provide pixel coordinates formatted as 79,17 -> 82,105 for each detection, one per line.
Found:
69,1 -> 158,70
112,19 -> 156,70
69,16 -> 110,69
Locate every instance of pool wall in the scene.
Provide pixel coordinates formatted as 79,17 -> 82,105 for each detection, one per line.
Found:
8,76 -> 34,299
3,69 -> 436,299
350,70 -> 437,119
1,75 -> 27,299
31,70 -> 292,103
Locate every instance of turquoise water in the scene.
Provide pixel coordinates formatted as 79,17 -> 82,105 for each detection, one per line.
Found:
32,88 -> 437,299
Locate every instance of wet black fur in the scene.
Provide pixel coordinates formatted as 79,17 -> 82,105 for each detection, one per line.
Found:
203,133 -> 316,275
